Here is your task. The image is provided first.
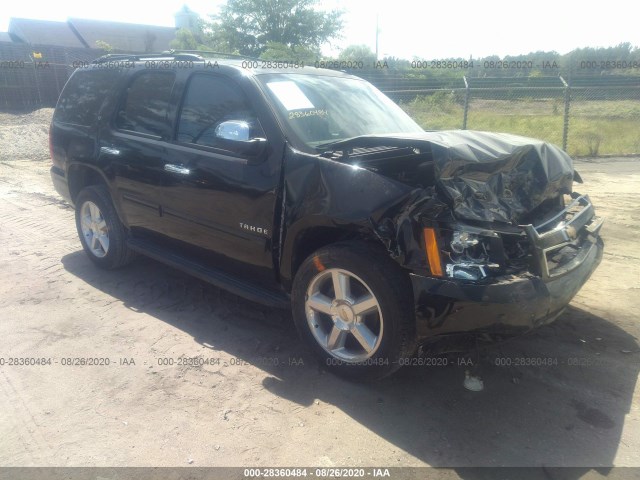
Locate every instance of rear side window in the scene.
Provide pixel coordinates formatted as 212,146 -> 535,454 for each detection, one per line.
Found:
116,72 -> 175,137
177,74 -> 262,147
56,69 -> 118,126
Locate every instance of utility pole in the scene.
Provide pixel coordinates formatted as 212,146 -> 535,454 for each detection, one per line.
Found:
375,14 -> 379,61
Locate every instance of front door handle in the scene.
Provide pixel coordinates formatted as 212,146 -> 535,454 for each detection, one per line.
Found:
100,146 -> 121,156
164,164 -> 191,175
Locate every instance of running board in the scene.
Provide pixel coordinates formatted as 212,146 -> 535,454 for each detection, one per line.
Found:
127,238 -> 290,309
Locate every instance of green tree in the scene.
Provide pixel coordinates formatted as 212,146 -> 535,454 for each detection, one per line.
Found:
170,15 -> 233,52
260,42 -> 319,62
95,40 -> 114,52
170,28 -> 205,50
562,43 -> 640,76
338,44 -> 376,66
210,0 -> 344,57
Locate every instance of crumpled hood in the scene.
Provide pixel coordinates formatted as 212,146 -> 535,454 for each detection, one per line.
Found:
426,130 -> 575,224
327,131 -> 575,224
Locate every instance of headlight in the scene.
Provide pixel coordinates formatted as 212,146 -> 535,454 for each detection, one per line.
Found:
444,230 -> 500,281
446,263 -> 490,281
450,231 -> 479,253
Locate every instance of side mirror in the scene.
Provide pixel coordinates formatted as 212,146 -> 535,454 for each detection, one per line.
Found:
215,121 -> 268,163
215,120 -> 251,141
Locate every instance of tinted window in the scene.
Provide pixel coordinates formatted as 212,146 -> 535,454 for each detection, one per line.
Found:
56,69 -> 118,126
116,72 -> 175,136
177,75 -> 262,148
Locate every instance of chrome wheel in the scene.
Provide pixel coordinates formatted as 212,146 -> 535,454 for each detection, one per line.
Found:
305,268 -> 383,362
79,200 -> 109,258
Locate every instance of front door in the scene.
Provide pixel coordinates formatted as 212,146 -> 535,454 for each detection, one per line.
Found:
159,73 -> 283,286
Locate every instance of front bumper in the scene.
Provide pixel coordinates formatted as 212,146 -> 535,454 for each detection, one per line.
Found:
411,235 -> 603,340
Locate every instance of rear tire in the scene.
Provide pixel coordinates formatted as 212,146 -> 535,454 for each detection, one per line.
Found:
292,242 -> 417,381
75,185 -> 136,269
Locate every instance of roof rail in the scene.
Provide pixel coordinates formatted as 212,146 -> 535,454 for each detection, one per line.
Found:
91,50 -> 260,64
92,52 -> 205,64
164,49 -> 261,61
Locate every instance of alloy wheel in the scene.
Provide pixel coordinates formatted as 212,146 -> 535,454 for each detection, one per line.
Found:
305,268 -> 383,362
79,200 -> 109,258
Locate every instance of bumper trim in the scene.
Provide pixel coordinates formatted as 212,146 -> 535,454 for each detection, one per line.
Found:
521,194 -> 603,279
411,236 -> 603,339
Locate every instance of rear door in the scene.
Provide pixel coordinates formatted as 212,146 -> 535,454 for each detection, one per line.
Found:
102,70 -> 176,234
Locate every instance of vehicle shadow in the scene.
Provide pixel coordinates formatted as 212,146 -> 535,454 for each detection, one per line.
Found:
62,251 -> 639,470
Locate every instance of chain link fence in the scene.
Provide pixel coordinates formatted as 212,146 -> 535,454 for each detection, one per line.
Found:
566,79 -> 640,156
1,45 -> 639,157
0,43 -> 103,110
386,74 -> 640,157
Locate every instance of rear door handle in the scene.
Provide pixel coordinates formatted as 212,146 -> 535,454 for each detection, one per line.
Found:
164,164 -> 190,175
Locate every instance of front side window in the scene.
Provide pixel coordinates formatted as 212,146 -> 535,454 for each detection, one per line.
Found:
177,74 -> 263,149
115,72 -> 175,136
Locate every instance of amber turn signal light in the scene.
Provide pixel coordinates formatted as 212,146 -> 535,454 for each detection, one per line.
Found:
423,227 -> 443,277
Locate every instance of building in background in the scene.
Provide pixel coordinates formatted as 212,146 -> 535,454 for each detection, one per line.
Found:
174,5 -> 199,33
3,17 -> 178,52
0,9 -> 190,109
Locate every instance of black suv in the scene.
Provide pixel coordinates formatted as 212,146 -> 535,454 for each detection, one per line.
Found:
50,52 -> 604,380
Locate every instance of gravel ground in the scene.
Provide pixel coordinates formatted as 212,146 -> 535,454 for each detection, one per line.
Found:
1,110 -> 639,473
0,108 -> 53,161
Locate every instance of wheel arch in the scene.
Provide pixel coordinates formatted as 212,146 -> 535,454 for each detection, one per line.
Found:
281,219 -> 390,291
290,235 -> 418,380
67,163 -> 110,204
68,163 -> 128,228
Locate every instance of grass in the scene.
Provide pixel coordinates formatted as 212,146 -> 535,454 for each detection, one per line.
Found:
400,94 -> 640,156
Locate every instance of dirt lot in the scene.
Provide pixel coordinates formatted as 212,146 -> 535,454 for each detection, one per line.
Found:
1,110 -> 639,472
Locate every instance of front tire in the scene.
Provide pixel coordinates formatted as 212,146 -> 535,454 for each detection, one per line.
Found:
75,185 -> 136,269
292,242 -> 417,381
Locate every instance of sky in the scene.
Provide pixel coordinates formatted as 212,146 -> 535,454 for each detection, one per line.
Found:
1,0 -> 637,59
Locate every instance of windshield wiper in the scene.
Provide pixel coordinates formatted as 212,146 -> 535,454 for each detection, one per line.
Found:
314,136 -> 368,152
315,134 -> 431,153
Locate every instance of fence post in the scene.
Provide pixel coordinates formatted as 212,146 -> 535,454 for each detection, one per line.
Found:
30,53 -> 43,108
462,75 -> 470,129
560,75 -> 570,151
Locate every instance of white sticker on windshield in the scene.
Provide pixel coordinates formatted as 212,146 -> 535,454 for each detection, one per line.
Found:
266,81 -> 314,111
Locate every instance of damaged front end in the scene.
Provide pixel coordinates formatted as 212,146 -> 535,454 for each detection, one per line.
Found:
432,192 -> 603,284
317,131 -> 604,339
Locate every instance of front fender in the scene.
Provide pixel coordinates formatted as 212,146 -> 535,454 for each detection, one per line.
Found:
279,148 -> 443,285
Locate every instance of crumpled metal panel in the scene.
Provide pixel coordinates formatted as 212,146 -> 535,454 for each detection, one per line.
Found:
427,131 -> 574,224
322,131 -> 575,225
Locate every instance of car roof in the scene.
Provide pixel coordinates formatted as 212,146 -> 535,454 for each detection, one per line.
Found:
89,53 -> 364,80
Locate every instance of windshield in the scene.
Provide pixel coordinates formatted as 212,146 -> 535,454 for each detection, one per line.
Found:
257,73 -> 423,151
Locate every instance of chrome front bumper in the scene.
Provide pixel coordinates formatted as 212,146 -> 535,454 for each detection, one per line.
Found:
522,194 -> 604,280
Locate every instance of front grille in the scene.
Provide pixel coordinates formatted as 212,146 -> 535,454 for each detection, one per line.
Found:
521,194 -> 604,279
